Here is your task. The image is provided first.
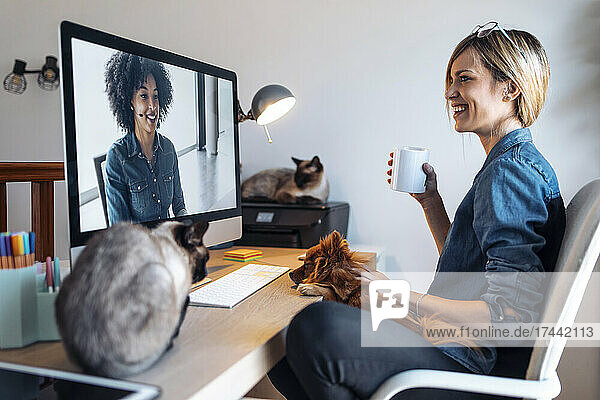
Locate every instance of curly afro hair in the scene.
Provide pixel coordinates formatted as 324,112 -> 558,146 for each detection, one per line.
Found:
105,52 -> 173,133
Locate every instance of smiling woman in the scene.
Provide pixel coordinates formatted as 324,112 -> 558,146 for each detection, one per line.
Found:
269,23 -> 566,400
104,52 -> 187,225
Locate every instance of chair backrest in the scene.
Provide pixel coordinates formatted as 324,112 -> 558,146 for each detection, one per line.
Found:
526,179 -> 600,381
0,162 -> 65,261
93,153 -> 108,227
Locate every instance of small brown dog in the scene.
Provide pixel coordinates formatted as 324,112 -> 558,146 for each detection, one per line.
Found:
290,231 -> 369,307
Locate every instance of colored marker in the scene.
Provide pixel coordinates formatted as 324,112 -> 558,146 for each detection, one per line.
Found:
18,235 -> 24,255
15,234 -> 25,268
22,232 -> 30,266
0,234 -> 5,269
29,232 -> 35,264
11,235 -> 20,268
10,235 -> 16,267
5,236 -> 13,269
46,256 -> 54,293
54,257 -> 61,290
22,232 -> 29,254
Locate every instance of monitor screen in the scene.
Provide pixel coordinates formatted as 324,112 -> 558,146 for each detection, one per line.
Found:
60,21 -> 241,250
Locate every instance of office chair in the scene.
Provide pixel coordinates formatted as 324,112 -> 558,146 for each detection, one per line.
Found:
93,153 -> 109,227
370,179 -> 600,400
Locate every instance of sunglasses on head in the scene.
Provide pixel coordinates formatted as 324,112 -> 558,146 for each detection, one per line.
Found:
471,21 -> 528,62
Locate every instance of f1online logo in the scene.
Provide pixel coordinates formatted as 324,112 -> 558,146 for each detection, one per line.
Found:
369,280 -> 410,331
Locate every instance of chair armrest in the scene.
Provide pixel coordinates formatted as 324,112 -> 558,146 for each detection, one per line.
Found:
369,369 -> 561,400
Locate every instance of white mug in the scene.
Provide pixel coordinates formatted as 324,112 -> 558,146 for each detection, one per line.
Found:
390,147 -> 430,193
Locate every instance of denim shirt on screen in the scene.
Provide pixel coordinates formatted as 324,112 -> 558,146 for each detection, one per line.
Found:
427,128 -> 566,374
105,131 -> 187,225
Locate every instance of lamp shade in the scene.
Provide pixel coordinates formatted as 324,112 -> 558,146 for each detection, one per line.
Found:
38,56 -> 59,90
3,60 -> 27,94
251,84 -> 296,125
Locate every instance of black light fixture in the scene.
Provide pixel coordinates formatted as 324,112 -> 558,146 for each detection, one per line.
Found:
238,84 -> 296,143
38,56 -> 60,90
3,59 -> 27,94
3,56 -> 60,94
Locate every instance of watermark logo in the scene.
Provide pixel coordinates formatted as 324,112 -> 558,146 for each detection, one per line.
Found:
369,280 -> 410,331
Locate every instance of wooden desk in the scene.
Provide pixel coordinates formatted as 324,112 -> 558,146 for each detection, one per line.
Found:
0,246 -> 376,399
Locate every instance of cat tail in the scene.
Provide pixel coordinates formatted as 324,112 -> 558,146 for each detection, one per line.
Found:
95,262 -> 182,378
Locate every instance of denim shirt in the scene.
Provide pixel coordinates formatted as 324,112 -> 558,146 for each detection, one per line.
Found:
105,131 -> 186,225
428,128 -> 566,374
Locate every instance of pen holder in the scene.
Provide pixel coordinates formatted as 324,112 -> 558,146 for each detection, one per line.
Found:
0,266 -> 38,348
34,272 -> 60,341
37,290 -> 60,341
0,267 -> 61,348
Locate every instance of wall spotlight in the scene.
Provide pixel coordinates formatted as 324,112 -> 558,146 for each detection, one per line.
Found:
38,56 -> 60,90
3,56 -> 60,94
3,60 -> 27,94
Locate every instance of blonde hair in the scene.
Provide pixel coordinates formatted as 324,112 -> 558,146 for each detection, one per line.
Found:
445,28 -> 550,127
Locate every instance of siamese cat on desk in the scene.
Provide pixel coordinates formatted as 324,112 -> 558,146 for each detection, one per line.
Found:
55,220 -> 209,378
242,156 -> 329,204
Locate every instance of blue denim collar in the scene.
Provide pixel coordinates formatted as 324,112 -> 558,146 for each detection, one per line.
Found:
481,127 -> 532,170
125,131 -> 164,158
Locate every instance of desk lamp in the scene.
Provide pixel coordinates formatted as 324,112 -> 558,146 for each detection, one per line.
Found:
238,84 -> 296,143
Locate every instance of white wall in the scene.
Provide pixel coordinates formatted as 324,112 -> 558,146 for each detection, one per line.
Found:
1,1 -> 599,397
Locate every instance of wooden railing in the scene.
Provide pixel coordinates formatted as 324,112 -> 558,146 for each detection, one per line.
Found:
0,162 -> 65,261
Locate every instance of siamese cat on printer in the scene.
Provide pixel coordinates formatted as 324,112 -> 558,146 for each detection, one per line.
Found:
241,156 -> 329,204
55,220 -> 209,378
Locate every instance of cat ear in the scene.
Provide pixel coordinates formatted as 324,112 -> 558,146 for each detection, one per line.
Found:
291,157 -> 302,166
183,220 -> 209,247
311,156 -> 323,170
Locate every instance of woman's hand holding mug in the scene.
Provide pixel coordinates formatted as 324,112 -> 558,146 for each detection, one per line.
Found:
387,152 -> 442,210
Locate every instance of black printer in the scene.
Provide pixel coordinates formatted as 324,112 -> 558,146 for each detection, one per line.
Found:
236,201 -> 349,248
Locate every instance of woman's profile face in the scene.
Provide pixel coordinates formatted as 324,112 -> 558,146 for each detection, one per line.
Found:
131,74 -> 159,137
445,50 -> 510,135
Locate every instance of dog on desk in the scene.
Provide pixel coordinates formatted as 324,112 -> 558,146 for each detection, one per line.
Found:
289,231 -> 369,307
55,221 -> 209,378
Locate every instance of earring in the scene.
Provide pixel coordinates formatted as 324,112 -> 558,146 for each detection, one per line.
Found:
503,90 -> 511,102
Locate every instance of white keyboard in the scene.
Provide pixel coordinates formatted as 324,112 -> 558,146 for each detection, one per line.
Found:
188,263 -> 290,308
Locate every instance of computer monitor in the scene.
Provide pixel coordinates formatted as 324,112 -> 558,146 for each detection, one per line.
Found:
59,21 -> 242,261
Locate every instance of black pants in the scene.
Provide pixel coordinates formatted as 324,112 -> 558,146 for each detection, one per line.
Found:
268,301 -> 505,400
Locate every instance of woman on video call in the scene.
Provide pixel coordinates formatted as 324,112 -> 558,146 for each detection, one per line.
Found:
104,52 -> 186,225
268,22 -> 566,399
